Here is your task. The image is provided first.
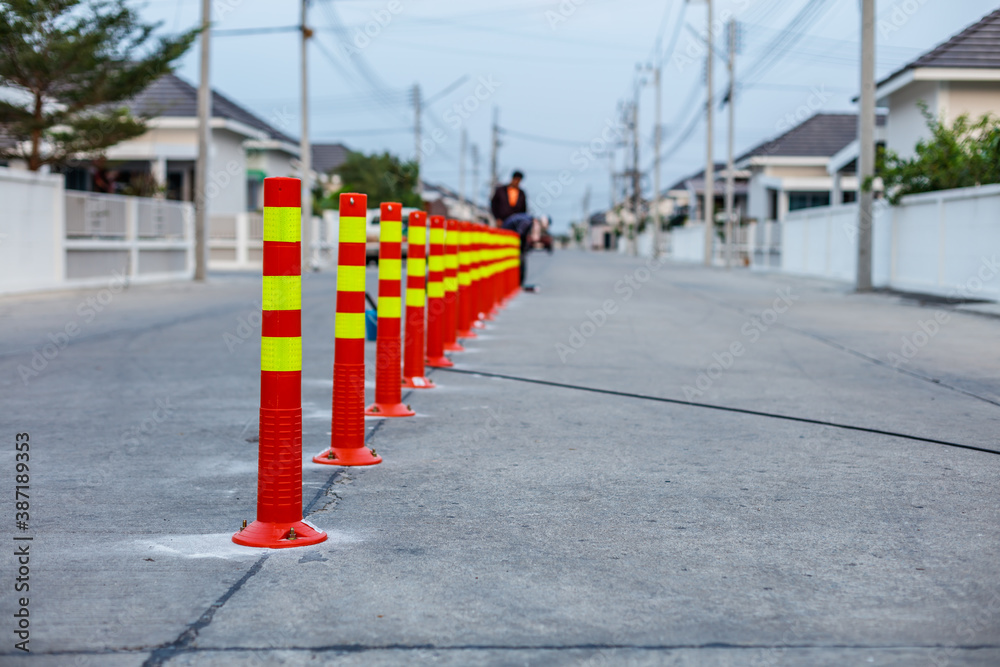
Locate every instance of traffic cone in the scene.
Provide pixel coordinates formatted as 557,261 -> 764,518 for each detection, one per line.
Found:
457,221 -> 479,339
442,219 -> 464,352
365,202 -> 415,417
314,193 -> 382,466
234,177 -> 327,548
424,215 -> 453,368
402,211 -> 435,388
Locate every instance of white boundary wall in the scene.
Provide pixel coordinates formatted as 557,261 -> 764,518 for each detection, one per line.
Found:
0,167 -> 195,296
669,224 -> 709,263
0,169 -> 65,294
779,184 -> 1000,300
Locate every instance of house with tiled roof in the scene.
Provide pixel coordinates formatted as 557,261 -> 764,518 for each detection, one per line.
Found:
77,73 -> 302,219
875,8 -> 1000,159
735,112 -> 886,223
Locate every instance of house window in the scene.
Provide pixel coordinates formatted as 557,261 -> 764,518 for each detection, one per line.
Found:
788,191 -> 830,211
247,179 -> 263,211
842,190 -> 857,204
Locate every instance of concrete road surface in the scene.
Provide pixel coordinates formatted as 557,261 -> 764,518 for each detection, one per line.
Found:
0,251 -> 998,666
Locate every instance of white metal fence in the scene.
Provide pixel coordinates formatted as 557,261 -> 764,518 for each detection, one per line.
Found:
208,212 -> 337,270
64,191 -> 194,285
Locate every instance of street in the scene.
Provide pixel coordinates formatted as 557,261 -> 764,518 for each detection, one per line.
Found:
1,251 -> 998,666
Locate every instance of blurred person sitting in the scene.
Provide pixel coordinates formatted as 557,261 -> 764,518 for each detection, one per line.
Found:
491,170 -> 527,223
502,212 -> 536,289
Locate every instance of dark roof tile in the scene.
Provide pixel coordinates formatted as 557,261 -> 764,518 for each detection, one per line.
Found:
738,113 -> 884,162
130,74 -> 297,144
879,9 -> 1000,87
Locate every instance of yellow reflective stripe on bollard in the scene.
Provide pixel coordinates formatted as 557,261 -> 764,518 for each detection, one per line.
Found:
262,276 -> 302,310
263,207 -> 300,242
261,336 -> 301,372
336,265 -> 366,293
409,225 -> 427,246
429,256 -> 444,272
380,220 -> 402,243
428,282 -> 444,298
335,311 -> 365,339
406,288 -> 425,307
378,296 -> 401,318
339,215 -> 367,244
429,228 -> 445,245
379,258 -> 402,281
407,256 -> 426,277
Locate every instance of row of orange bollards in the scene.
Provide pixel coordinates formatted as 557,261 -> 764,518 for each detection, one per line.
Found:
235,178 -> 521,548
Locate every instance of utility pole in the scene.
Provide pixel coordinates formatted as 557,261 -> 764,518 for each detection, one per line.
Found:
412,83 -> 422,198
300,0 -> 312,269
631,95 -> 640,256
724,18 -> 737,269
608,147 -> 616,210
459,129 -> 467,209
582,185 -> 591,250
857,0 -> 875,291
652,63 -> 662,258
703,0 -> 714,267
471,143 -> 480,209
490,106 -> 499,193
194,0 -> 210,281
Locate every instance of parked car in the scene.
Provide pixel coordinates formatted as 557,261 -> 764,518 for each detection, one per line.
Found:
365,207 -> 419,264
529,216 -> 553,253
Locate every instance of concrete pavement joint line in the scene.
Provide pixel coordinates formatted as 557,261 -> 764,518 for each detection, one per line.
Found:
672,281 -> 1000,409
9,643 -> 1000,657
140,374 -> 423,665
140,553 -> 269,667
438,367 -> 1000,457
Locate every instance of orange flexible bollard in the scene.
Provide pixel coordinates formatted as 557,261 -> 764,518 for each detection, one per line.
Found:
365,203 -> 414,417
314,193 -> 382,466
425,215 -> 453,368
507,229 -> 521,298
482,226 -> 499,321
402,211 -> 435,388
471,224 -> 487,328
234,177 -> 327,548
457,221 -> 478,339
442,219 -> 464,352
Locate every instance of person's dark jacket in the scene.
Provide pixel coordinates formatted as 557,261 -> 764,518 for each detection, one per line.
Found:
491,183 -> 527,222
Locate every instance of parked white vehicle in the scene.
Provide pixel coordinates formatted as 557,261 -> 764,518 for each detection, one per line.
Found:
365,207 -> 419,264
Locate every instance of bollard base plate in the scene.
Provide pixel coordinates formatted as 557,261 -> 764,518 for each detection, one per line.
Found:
457,328 -> 478,339
425,355 -> 454,368
312,446 -> 382,466
365,402 -> 416,417
402,376 -> 436,389
444,341 -> 465,352
233,519 -> 327,549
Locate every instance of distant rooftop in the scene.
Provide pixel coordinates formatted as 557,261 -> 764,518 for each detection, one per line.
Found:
879,8 -> 1000,88
312,143 -> 349,173
738,112 -> 885,163
130,74 -> 296,145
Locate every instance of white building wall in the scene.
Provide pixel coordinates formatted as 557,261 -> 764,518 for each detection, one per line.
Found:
206,129 -> 248,216
942,80 -> 1000,126
885,80 -> 939,159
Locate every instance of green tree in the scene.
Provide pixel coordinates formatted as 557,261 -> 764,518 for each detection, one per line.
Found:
0,0 -> 197,170
322,150 -> 423,210
875,102 -> 1000,204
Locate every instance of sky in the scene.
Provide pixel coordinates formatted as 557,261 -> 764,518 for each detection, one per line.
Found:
140,0 -> 1000,233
